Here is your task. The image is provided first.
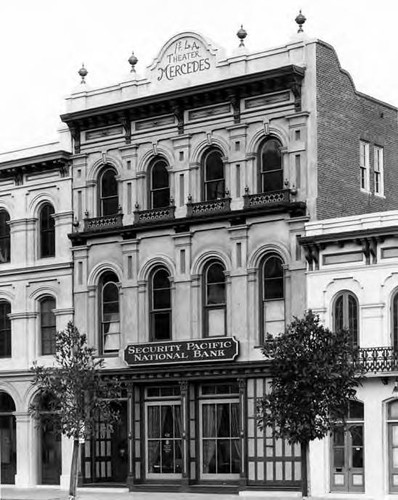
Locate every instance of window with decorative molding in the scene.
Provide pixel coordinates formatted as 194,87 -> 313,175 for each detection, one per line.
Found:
203,261 -> 226,337
333,291 -> 359,346
99,168 -> 118,216
150,267 -> 171,341
40,296 -> 56,355
203,149 -> 225,200
149,158 -> 170,209
99,271 -> 120,354
261,254 -> 285,342
40,203 -> 55,258
0,210 -> 10,263
0,301 -> 11,358
259,138 -> 283,193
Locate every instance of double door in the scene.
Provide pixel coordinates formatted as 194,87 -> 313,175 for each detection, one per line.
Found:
331,424 -> 364,492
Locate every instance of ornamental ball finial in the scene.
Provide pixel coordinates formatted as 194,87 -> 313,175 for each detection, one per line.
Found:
295,10 -> 306,33
78,63 -> 88,84
236,25 -> 247,47
128,51 -> 138,72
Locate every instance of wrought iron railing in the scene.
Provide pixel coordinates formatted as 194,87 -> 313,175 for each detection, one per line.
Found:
358,347 -> 398,373
134,205 -> 176,224
243,188 -> 291,209
186,196 -> 231,217
83,212 -> 123,232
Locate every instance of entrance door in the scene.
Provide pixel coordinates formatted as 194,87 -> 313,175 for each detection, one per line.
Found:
41,421 -> 61,484
330,400 -> 364,492
200,399 -> 240,479
145,402 -> 182,478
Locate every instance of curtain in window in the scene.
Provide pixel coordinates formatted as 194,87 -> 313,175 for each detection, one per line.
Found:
151,268 -> 171,341
205,262 -> 226,337
262,255 -> 285,338
0,211 -> 10,263
100,273 -> 120,353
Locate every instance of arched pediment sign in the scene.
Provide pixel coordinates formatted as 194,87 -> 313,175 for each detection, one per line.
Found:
147,32 -> 220,85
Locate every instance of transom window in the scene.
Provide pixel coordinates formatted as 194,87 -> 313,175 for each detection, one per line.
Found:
150,268 -> 172,341
99,168 -> 118,216
203,150 -> 225,201
100,272 -> 120,354
0,301 -> 11,358
203,261 -> 226,337
40,297 -> 56,355
0,210 -> 10,263
40,203 -> 55,258
150,159 -> 170,209
259,139 -> 283,193
334,291 -> 359,346
261,254 -> 285,341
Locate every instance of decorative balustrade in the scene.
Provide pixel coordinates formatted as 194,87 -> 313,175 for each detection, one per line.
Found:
243,188 -> 291,209
186,196 -> 231,217
83,212 -> 123,232
134,204 -> 176,224
358,347 -> 398,373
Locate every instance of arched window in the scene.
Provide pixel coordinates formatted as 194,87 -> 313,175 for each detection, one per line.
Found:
392,291 -> 398,351
0,210 -> 10,263
40,203 -> 55,258
0,301 -> 11,358
203,149 -> 225,201
99,272 -> 120,354
149,158 -> 170,209
203,261 -> 226,337
99,168 -> 118,216
261,254 -> 285,341
333,291 -> 359,346
150,267 -> 171,341
387,400 -> 398,493
0,392 -> 16,484
259,138 -> 283,193
40,297 -> 56,355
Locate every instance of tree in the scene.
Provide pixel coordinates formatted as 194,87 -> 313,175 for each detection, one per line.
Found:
30,322 -> 120,500
257,311 -> 363,497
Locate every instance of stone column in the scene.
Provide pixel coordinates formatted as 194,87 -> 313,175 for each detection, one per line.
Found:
15,413 -> 32,487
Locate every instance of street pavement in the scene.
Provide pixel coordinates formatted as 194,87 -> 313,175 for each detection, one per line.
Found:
0,486 -> 303,500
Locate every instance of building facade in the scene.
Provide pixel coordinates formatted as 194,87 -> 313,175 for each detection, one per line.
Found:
301,211 -> 398,499
0,23 -> 397,497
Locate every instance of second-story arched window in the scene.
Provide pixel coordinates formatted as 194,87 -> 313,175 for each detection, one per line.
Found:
0,210 -> 10,263
40,203 -> 55,258
392,291 -> 398,351
99,271 -> 120,354
203,149 -> 225,201
150,267 -> 171,341
99,168 -> 118,216
0,301 -> 11,358
40,296 -> 56,355
333,291 -> 359,346
259,138 -> 283,193
261,254 -> 285,342
149,158 -> 170,209
203,261 -> 226,337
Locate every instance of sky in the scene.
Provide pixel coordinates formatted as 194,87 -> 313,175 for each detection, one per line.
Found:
0,0 -> 397,153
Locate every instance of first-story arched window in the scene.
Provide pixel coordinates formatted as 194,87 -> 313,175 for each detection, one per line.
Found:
40,203 -> 55,258
149,158 -> 170,209
40,296 -> 56,355
261,254 -> 285,342
203,261 -> 226,337
258,138 -> 283,193
0,301 -> 11,358
150,267 -> 171,341
333,291 -> 359,346
99,271 -> 120,354
202,149 -> 225,201
99,167 -> 118,216
0,210 -> 10,263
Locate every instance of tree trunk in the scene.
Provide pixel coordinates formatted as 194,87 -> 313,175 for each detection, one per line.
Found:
300,441 -> 308,498
69,438 -> 80,500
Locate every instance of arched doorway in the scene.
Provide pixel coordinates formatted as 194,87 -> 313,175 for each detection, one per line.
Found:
0,392 -> 16,484
35,393 -> 62,485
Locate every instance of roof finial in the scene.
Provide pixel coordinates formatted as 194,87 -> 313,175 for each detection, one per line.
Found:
128,51 -> 138,73
236,25 -> 247,47
78,63 -> 88,84
295,10 -> 306,33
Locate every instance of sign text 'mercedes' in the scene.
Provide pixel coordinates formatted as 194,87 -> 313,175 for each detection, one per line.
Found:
124,337 -> 238,366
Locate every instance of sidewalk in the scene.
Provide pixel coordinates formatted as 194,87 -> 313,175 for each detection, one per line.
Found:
0,486 -> 298,500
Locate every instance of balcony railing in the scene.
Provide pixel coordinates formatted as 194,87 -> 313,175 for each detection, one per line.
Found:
134,204 -> 176,224
83,212 -> 123,232
186,195 -> 231,218
243,188 -> 291,209
358,347 -> 398,373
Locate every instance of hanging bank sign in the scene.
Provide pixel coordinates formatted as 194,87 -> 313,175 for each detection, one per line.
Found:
124,337 -> 239,366
148,32 -> 219,84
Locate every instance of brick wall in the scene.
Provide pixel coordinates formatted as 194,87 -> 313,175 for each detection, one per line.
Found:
316,41 -> 398,219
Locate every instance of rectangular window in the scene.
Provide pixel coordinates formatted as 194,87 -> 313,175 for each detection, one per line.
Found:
360,141 -> 370,191
374,146 -> 384,196
179,174 -> 184,207
127,183 -> 132,214
236,164 -> 241,198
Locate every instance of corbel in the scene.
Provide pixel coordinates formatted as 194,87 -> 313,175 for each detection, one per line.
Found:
227,89 -> 241,124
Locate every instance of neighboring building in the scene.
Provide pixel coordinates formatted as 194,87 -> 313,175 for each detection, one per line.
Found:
59,25 -> 398,495
0,135 -> 74,487
300,211 -> 398,499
